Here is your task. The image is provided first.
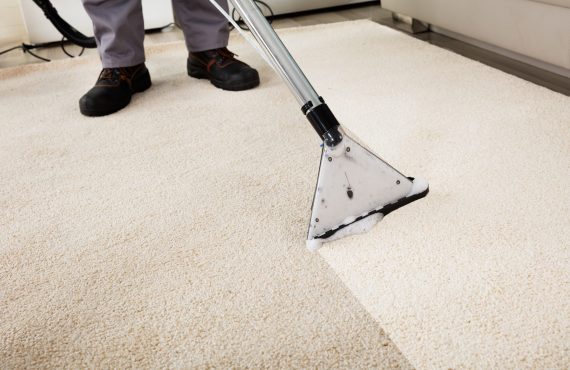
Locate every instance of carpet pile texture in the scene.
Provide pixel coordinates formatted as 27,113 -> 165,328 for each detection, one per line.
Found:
1,20 -> 569,369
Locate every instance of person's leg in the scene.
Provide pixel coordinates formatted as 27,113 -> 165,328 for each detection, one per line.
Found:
172,0 -> 229,52
82,0 -> 145,67
79,0 -> 151,116
173,0 -> 260,91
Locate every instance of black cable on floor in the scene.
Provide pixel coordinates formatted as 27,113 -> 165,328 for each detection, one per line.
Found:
60,37 -> 85,58
0,44 -> 51,62
22,45 -> 51,62
0,45 -> 23,56
1,22 -> 176,64
230,0 -> 274,30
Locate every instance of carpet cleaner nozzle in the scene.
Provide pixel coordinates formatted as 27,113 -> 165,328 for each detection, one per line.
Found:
306,131 -> 429,251
219,0 -> 428,250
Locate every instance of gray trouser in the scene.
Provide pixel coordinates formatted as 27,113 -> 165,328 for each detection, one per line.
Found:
82,0 -> 230,68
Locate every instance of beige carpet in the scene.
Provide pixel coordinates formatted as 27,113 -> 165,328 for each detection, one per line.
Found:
0,22 -> 414,369
1,20 -> 569,369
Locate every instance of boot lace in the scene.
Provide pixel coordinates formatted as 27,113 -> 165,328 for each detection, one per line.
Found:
214,48 -> 237,63
98,67 -> 134,85
99,68 -> 119,80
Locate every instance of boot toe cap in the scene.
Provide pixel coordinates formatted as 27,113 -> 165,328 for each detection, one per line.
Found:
79,87 -> 131,117
224,67 -> 260,91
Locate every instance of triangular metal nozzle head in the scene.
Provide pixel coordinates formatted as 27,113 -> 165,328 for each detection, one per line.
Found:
306,132 -> 429,251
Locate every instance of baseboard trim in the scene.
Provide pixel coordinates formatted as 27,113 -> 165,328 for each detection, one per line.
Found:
431,26 -> 570,79
391,12 -> 429,34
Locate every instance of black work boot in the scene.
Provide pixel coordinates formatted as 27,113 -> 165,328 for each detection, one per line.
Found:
79,63 -> 151,117
187,47 -> 260,91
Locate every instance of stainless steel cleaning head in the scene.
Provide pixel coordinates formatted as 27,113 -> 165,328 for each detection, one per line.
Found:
306,130 -> 428,251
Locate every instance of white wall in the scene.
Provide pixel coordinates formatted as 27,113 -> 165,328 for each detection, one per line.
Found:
0,0 -> 26,46
382,0 -> 570,72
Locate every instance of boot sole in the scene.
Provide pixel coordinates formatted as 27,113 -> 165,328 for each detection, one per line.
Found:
80,70 -> 152,117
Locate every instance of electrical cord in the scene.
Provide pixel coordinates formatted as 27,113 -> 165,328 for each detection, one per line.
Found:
32,0 -> 97,49
0,43 -> 51,62
0,22 -> 174,63
230,0 -> 274,30
60,37 -> 85,58
23,44 -> 52,62
0,45 -> 23,56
